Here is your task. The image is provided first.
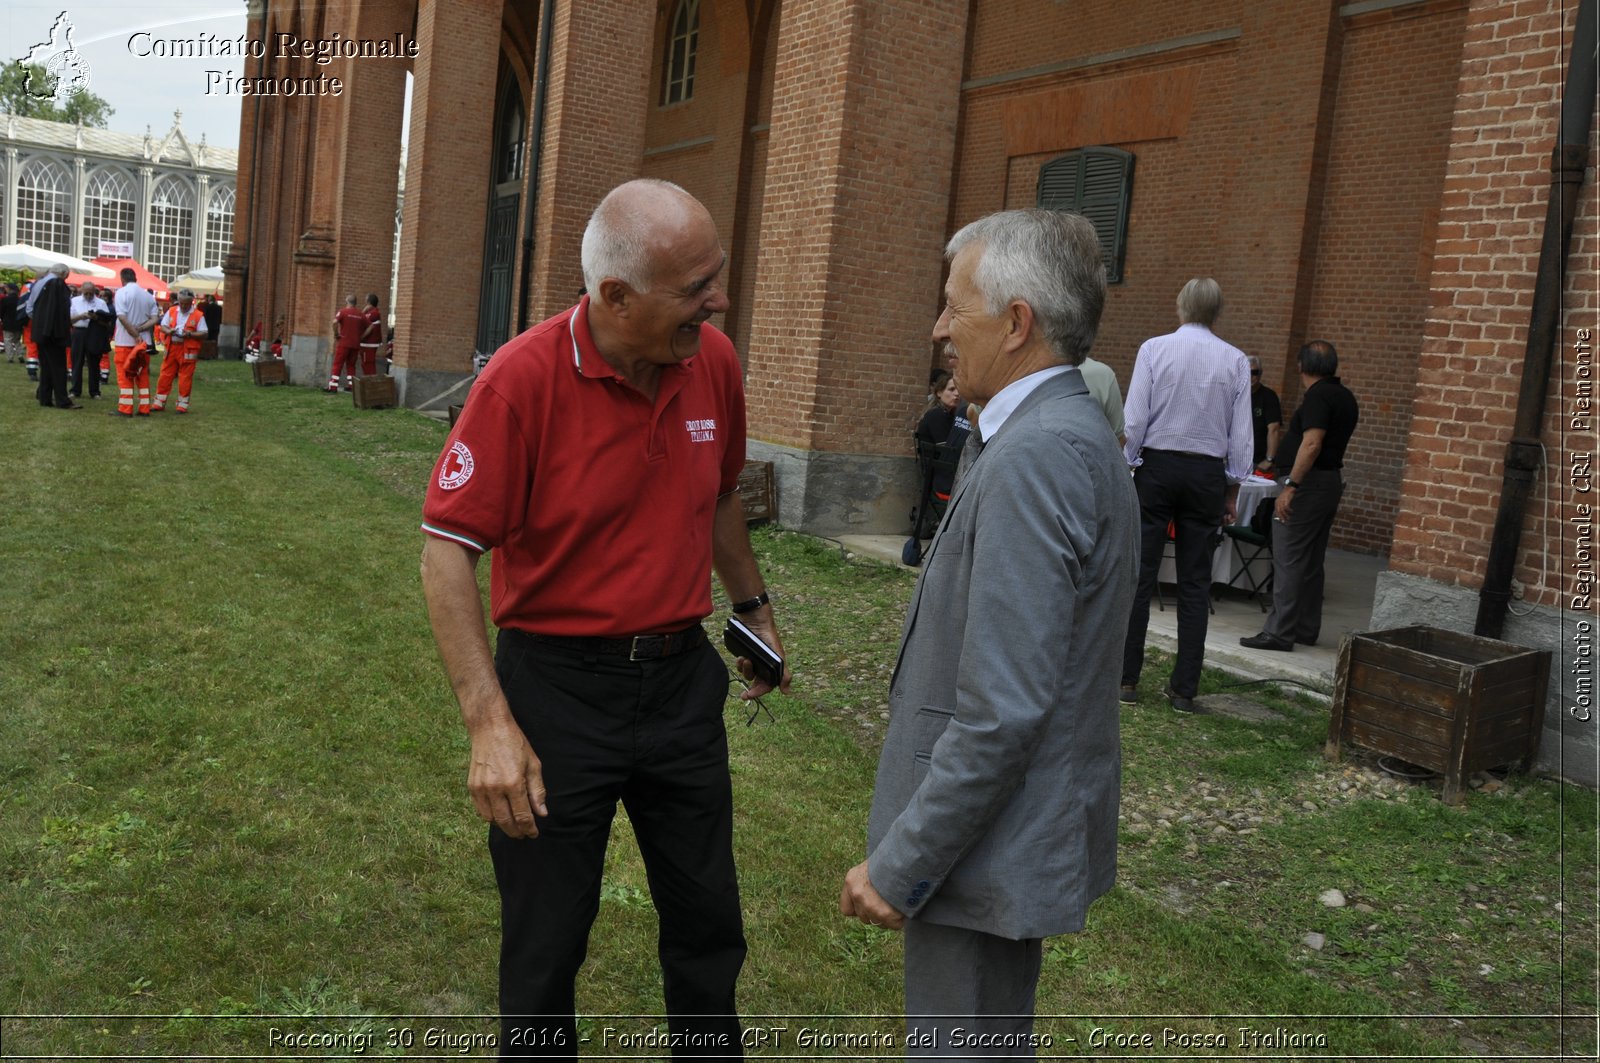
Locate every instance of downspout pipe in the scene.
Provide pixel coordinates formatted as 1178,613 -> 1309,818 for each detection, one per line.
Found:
1475,0 -> 1597,639
516,0 -> 555,334
236,6 -> 268,357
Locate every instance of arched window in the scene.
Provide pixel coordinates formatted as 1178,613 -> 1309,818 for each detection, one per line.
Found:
82,167 -> 137,258
204,185 -> 235,268
147,174 -> 195,281
1036,147 -> 1136,283
661,0 -> 699,105
495,83 -> 525,185
17,157 -> 72,253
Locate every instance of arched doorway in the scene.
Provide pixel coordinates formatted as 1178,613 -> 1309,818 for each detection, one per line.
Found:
477,66 -> 526,355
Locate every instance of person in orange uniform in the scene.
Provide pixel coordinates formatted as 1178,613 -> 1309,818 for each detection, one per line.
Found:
111,268 -> 161,417
154,289 -> 208,413
328,295 -> 365,392
22,316 -> 40,380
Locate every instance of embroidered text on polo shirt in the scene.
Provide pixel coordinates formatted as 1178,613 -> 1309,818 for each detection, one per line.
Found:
686,418 -> 717,443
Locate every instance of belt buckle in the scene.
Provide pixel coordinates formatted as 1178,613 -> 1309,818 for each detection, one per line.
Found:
629,634 -> 664,662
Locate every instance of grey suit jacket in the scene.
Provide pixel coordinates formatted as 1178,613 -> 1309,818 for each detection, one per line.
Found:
867,368 -> 1138,940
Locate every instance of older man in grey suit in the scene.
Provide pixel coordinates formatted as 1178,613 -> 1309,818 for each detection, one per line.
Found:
841,209 -> 1137,1056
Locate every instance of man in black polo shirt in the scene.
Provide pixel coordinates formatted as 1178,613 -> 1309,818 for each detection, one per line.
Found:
1241,340 -> 1359,651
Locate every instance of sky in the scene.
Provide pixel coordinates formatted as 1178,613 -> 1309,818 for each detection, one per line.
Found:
6,2 -> 249,149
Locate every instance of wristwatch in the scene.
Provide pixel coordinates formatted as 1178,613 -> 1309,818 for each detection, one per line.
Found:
731,591 -> 770,614
1284,478 -> 1300,489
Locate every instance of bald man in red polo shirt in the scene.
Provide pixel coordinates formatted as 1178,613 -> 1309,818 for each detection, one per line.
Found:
421,179 -> 789,1059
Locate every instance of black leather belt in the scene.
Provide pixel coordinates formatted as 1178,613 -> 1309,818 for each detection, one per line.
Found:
515,623 -> 707,661
1144,448 -> 1223,460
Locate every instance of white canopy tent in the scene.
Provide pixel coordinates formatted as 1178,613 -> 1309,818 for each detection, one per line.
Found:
0,243 -> 116,278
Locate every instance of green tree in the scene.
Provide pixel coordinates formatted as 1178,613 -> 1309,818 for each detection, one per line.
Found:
0,62 -> 114,127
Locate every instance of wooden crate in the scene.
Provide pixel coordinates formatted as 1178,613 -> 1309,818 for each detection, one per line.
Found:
352,375 -> 397,409
448,403 -> 464,427
1327,626 -> 1549,803
737,460 -> 776,523
251,359 -> 288,386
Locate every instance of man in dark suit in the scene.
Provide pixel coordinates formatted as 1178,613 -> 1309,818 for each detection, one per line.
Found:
841,209 -> 1137,1055
28,263 -> 78,409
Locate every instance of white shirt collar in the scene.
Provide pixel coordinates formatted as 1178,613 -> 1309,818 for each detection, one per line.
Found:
976,365 -> 1073,442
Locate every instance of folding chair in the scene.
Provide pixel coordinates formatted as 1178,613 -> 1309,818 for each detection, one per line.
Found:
1220,524 -> 1273,611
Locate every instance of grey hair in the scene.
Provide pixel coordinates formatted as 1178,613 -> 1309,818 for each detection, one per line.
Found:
48,262 -> 68,276
581,178 -> 692,294
1176,277 -> 1222,326
1298,339 -> 1338,377
945,209 -> 1105,365
1246,355 -> 1261,370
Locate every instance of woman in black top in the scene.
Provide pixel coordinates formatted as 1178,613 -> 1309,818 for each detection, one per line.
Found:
915,372 -> 971,499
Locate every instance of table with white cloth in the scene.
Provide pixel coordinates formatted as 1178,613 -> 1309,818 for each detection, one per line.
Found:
1157,474 -> 1284,588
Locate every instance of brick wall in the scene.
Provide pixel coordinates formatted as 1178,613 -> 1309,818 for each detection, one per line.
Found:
957,0 -> 1337,440
745,0 -> 969,454
1301,0 -> 1469,553
330,0 -> 410,326
1391,0 -> 1598,609
728,1 -> 780,357
641,0 -> 753,340
393,0 -> 502,375
524,0 -> 655,325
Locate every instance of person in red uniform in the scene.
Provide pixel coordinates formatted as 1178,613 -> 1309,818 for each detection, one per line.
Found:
153,289 -> 208,413
421,179 -> 790,1059
358,293 -> 383,376
328,295 -> 365,392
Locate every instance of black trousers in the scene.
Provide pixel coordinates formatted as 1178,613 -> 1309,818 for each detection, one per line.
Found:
34,338 -> 70,407
491,628 -> 745,1060
1122,450 -> 1226,698
1264,468 -> 1344,644
71,330 -> 106,396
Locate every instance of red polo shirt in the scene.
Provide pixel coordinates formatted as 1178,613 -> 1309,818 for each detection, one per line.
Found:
360,305 -> 382,347
334,306 -> 366,348
421,297 -> 747,637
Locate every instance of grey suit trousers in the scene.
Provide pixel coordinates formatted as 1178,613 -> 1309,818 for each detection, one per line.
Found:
1264,468 -> 1343,644
904,922 -> 1044,1059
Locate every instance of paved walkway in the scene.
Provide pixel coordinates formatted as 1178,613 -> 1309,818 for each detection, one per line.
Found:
836,534 -> 1387,701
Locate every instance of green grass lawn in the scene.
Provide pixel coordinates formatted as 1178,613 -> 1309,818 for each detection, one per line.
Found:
0,361 -> 1594,1059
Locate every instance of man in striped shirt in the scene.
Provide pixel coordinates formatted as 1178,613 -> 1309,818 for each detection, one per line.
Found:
1120,278 -> 1253,715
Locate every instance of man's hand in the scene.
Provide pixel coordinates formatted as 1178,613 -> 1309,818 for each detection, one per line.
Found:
1223,483 -> 1240,526
1275,486 -> 1295,522
839,861 -> 906,930
733,608 -> 791,699
467,713 -> 548,838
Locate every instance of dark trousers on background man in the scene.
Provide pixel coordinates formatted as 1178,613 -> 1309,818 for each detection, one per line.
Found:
35,339 -> 70,408
1122,449 -> 1226,699
490,628 -> 746,1060
71,332 -> 105,398
1264,468 -> 1344,646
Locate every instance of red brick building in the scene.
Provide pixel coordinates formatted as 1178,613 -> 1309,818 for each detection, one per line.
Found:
228,0 -> 1595,778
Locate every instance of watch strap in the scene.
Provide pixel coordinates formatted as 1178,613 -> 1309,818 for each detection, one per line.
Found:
731,591 -> 770,614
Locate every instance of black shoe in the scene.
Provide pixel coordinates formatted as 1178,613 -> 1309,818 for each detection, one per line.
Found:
1240,632 -> 1294,651
1119,684 -> 1138,705
1164,686 -> 1206,714
1295,637 -> 1318,647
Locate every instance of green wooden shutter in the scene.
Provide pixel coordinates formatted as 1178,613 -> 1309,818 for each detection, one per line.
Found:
1036,147 -> 1135,283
